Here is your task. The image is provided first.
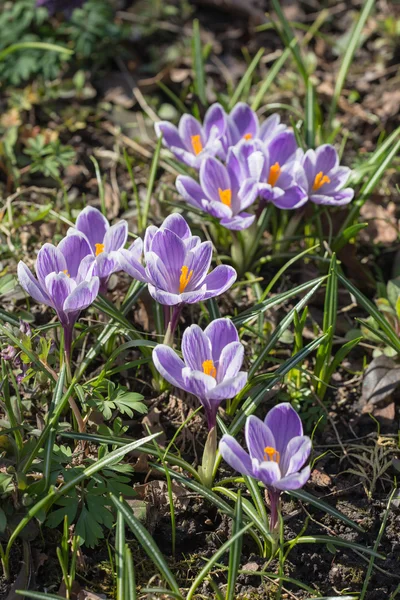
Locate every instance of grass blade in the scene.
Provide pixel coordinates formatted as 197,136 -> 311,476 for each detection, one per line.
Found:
252,47 -> 291,111
270,0 -> 308,83
142,135 -> 163,232
288,489 -> 364,533
291,534 -> 385,560
192,18 -> 207,105
328,0 -> 375,127
116,501 -> 125,600
110,495 -> 182,597
226,491 -> 243,600
124,545 -> 137,600
228,48 -> 264,109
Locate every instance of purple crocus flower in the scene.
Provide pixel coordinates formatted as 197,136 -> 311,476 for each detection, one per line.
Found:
36,0 -> 87,16
176,155 -> 258,230
67,206 -> 128,293
219,403 -> 311,530
118,214 -> 236,305
153,318 -> 247,429
229,132 -> 307,210
17,238 -> 99,361
297,144 -> 354,206
224,103 -> 287,149
155,104 -> 227,169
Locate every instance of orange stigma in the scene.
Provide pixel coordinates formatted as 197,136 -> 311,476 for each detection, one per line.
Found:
191,135 -> 203,156
312,171 -> 331,192
243,133 -> 253,140
218,188 -> 232,207
264,446 -> 280,463
62,269 -> 70,278
179,265 -> 194,294
202,359 -> 217,378
95,243 -> 105,256
267,162 -> 281,187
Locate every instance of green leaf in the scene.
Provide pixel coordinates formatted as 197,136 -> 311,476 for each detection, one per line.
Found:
0,507 -> 7,533
289,535 -> 385,559
192,18 -> 206,105
288,489 -> 364,533
110,495 -> 182,598
271,0 -> 308,83
226,491 -> 243,600
228,48 -> 264,109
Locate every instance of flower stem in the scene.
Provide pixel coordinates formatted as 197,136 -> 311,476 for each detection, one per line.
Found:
198,426 -> 217,488
268,489 -> 280,532
62,326 -> 86,434
163,304 -> 182,346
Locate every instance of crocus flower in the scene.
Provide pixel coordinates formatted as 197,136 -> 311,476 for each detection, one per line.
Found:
68,206 -> 128,293
224,103 -> 287,149
297,144 -> 354,206
153,318 -> 247,429
17,238 -> 99,360
219,403 -> 311,530
176,155 -> 258,230
230,132 -> 307,210
155,104 -> 227,169
36,0 -> 87,16
118,214 -> 236,305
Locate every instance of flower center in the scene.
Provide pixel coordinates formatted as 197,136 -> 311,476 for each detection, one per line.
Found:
267,162 -> 281,187
95,243 -> 105,256
312,171 -> 331,192
179,265 -> 194,294
218,188 -> 232,207
191,134 -> 203,156
243,133 -> 253,140
202,359 -> 217,378
62,269 -> 70,278
264,446 -> 280,463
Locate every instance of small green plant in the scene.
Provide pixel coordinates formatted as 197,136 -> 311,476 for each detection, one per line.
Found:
23,134 -> 76,179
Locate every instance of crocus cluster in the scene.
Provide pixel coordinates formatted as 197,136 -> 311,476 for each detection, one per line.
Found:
219,403 -> 311,530
18,209 -> 236,361
157,103 -> 354,230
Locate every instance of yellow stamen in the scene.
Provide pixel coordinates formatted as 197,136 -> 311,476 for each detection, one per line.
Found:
95,243 -> 105,256
312,171 -> 331,192
264,446 -> 280,463
191,134 -> 203,156
202,359 -> 217,378
243,133 -> 253,140
62,269 -> 70,278
267,162 -> 281,187
218,188 -> 232,207
179,265 -> 193,294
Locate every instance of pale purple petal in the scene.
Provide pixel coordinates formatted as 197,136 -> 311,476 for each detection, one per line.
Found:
176,176 -> 205,209
63,277 -> 99,313
253,460 -> 281,486
264,403 -> 303,457
178,114 -> 204,153
217,342 -> 244,381
274,465 -> 311,491
268,131 -> 298,166
145,252 -> 173,290
96,251 -> 120,280
161,214 -> 192,240
152,344 -> 185,388
320,166 -> 351,193
58,233 -> 92,279
182,367 -> 216,400
201,265 -> 237,299
45,272 -> 76,314
207,371 -> 247,401
148,285 -> 181,306
219,434 -> 253,477
36,244 -> 67,287
143,226 -> 158,254
237,178 -> 259,212
270,185 -> 308,210
155,121 -> 186,151
310,188 -> 354,206
245,415 -> 276,462
150,229 -> 186,278
259,113 -> 287,144
204,318 -> 239,363
118,244 -> 147,282
201,199 -> 232,219
220,213 -> 256,231
229,103 -> 258,140
179,288 -> 209,304
75,206 -> 109,253
76,255 -> 97,283
204,103 -> 227,142
18,262 -> 51,306
181,324 -> 212,371
315,144 -> 339,174
200,157 -> 231,201
104,221 -> 128,253
183,241 -> 213,290
283,436 -> 312,476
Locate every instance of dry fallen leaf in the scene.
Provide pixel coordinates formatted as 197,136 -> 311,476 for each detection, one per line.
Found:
360,200 -> 399,245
